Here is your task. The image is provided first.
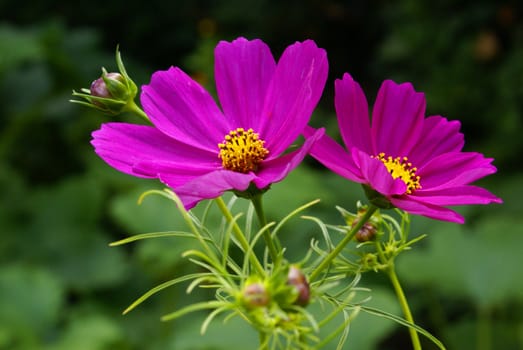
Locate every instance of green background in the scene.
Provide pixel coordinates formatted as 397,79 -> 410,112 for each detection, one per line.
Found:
1,1 -> 522,349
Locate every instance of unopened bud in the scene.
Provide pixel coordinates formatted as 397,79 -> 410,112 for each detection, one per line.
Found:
360,253 -> 379,271
71,48 -> 138,116
241,282 -> 269,308
90,72 -> 126,100
355,221 -> 377,242
287,266 -> 310,306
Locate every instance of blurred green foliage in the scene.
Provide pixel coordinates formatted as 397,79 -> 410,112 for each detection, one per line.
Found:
1,1 -> 522,349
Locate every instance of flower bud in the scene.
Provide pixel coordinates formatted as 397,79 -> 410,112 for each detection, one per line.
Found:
287,266 -> 310,307
359,252 -> 380,272
355,221 -> 378,242
90,72 -> 126,100
241,281 -> 269,308
71,48 -> 139,116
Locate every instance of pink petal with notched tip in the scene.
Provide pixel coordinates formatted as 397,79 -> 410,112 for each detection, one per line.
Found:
260,40 -> 328,157
390,196 -> 465,223
92,122 -> 217,179
408,185 -> 502,206
418,152 -> 497,189
304,125 -> 365,183
214,38 -> 276,131
408,115 -> 464,166
141,67 -> 229,152
334,73 -> 372,154
371,80 -> 426,156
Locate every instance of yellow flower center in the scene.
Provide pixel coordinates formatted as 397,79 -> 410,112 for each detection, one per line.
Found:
375,152 -> 421,194
218,128 -> 269,173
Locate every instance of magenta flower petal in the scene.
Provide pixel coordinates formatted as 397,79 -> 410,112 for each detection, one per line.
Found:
92,123 -> 217,178
214,38 -> 276,130
140,165 -> 217,188
308,75 -> 501,223
390,196 -> 465,223
141,67 -> 229,151
260,40 -> 328,156
161,170 -> 255,210
133,161 -> 218,187
408,115 -> 464,165
419,152 -> 497,189
352,149 -> 407,196
335,73 -> 372,153
253,128 -> 324,189
411,185 -> 502,206
304,126 -> 365,183
371,80 -> 426,156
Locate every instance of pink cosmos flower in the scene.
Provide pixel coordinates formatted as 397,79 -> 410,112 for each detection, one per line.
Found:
305,73 -> 502,223
92,38 -> 328,209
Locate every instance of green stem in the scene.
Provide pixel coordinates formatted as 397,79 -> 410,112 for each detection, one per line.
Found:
477,307 -> 491,350
126,100 -> 150,123
310,205 -> 378,281
386,264 -> 422,350
259,331 -> 268,349
374,236 -> 388,264
174,194 -> 222,272
251,194 -> 280,264
214,197 -> 265,276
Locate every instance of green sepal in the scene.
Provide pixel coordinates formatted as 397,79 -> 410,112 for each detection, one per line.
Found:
233,182 -> 270,200
101,68 -> 129,100
363,184 -> 395,209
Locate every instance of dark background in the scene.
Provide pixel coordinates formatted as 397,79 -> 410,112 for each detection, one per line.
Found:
1,1 -> 522,349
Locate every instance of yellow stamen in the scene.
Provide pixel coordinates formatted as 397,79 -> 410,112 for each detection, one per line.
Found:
218,128 -> 269,173
374,152 -> 421,194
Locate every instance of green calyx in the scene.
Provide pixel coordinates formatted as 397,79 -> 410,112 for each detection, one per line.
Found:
362,184 -> 395,209
233,182 -> 270,200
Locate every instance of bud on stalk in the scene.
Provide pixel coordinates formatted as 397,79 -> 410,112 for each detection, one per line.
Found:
71,48 -> 140,116
287,266 -> 310,306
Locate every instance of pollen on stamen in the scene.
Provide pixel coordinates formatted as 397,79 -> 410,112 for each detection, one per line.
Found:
374,152 -> 421,194
218,128 -> 269,173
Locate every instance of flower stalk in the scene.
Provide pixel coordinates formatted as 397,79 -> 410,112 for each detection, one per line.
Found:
214,197 -> 265,276
259,332 -> 268,350
127,100 -> 150,122
386,263 -> 422,350
371,210 -> 424,350
310,204 -> 378,281
251,194 -> 281,265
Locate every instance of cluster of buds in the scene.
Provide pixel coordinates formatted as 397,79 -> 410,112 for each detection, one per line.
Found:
71,48 -> 139,116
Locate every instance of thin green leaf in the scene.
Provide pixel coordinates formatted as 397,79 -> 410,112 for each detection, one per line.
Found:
359,305 -> 446,350
201,304 -> 234,334
161,300 -> 226,321
122,273 -> 208,315
186,275 -> 218,294
109,231 -> 206,246
302,215 -> 335,249
271,199 -> 320,237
